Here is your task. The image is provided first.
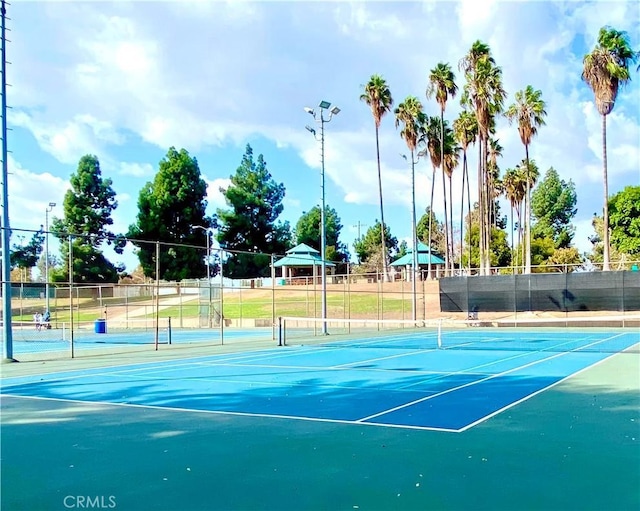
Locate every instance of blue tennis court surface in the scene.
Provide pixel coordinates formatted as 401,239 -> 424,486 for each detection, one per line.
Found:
2,329 -> 638,432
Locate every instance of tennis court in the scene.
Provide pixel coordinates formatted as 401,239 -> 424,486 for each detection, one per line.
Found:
2,321 -> 639,510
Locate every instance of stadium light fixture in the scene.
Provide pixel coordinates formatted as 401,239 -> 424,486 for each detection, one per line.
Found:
304,100 -> 340,334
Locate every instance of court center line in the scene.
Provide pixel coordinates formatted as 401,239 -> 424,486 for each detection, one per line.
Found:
330,328 -> 602,376
395,331 -> 612,391
355,332 -> 627,423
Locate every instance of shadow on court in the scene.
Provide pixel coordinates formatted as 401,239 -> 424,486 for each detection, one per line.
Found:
1,353 -> 639,511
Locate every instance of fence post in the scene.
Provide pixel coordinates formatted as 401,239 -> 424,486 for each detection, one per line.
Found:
154,241 -> 160,351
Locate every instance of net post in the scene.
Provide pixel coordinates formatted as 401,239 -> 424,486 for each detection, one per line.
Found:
278,316 -> 283,346
437,318 -> 442,349
167,316 -> 172,345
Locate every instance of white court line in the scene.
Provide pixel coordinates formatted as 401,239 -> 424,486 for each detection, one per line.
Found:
395,333 -> 602,390
457,340 -> 639,432
356,332 -> 628,423
330,326 -> 597,375
3,333 -> 634,433
0,394 -> 459,433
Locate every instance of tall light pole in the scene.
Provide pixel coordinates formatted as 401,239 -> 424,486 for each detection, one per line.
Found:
194,225 -> 212,327
44,202 -> 56,312
305,100 -> 340,335
402,154 -> 419,322
1,0 -> 14,360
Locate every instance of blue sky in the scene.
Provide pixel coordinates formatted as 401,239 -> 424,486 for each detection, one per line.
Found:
6,0 -> 640,272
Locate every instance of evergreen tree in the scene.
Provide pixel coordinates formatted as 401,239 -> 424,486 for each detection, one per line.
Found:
608,186 -> 640,256
531,167 -> 577,249
10,229 -> 45,280
51,155 -> 119,283
416,207 -> 445,257
217,145 -> 292,278
128,147 -> 211,281
353,221 -> 398,268
294,205 -> 349,262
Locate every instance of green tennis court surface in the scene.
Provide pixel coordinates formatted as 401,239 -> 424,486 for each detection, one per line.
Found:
1,327 -> 639,511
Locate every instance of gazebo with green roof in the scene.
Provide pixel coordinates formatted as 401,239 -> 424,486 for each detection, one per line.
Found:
272,243 -> 336,284
390,241 -> 445,280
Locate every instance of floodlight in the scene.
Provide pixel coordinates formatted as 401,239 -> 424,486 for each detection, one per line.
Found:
305,125 -> 316,135
319,100 -> 331,109
304,107 -> 315,115
330,106 -> 340,115
48,202 -> 56,208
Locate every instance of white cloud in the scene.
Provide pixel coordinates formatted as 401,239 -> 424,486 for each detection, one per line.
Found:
207,178 -> 231,209
7,156 -> 68,232
6,0 -> 640,258
119,162 -> 154,178
10,111 -> 123,164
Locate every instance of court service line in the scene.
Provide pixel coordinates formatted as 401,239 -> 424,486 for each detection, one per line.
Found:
455,340 -> 639,432
395,332 -> 608,391
0,393 -> 459,433
331,328 -> 592,374
356,332 -> 628,423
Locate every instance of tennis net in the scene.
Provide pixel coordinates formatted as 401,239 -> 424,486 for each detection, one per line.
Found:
277,315 -> 640,354
4,318 -> 172,346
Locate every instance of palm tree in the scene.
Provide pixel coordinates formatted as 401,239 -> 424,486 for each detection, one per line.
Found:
582,26 -> 639,271
442,128 -> 461,269
505,85 -> 547,274
361,75 -> 394,282
427,62 -> 458,275
515,158 -> 539,270
460,41 -> 506,275
419,115 -> 442,279
395,96 -> 425,320
502,167 -> 526,272
487,138 -> 503,228
453,110 -> 478,273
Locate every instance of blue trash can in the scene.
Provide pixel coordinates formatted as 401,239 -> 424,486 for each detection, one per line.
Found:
94,319 -> 107,334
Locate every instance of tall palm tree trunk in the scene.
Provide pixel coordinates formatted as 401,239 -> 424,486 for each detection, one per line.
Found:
482,137 -> 493,275
601,114 -> 610,271
477,140 -> 484,274
519,202 -> 524,273
482,136 -> 492,274
375,125 -> 389,281
448,174 -> 454,273
440,112 -> 450,276
524,144 -> 532,274
509,203 -> 514,274
428,163 -> 437,280
466,154 -> 472,274
460,150 -> 467,272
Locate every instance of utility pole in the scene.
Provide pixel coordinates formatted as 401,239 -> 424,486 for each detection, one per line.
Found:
353,221 -> 367,241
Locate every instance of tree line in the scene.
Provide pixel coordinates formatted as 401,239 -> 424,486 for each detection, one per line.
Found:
9,26 -> 640,283
361,26 -> 638,278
